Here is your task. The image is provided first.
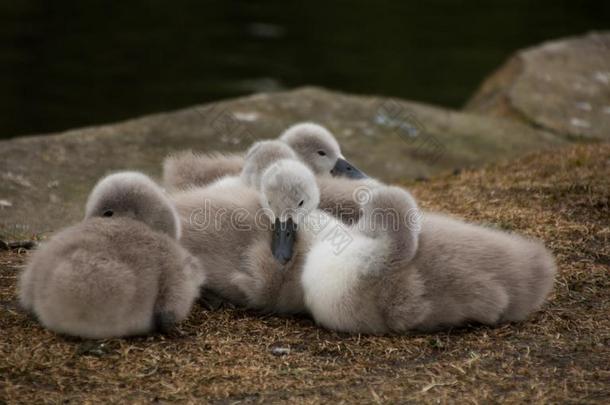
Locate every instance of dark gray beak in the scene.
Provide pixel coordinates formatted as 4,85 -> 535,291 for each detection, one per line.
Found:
331,157 -> 367,179
271,217 -> 297,265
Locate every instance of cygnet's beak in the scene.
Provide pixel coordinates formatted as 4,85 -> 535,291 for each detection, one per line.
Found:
330,157 -> 367,179
271,217 -> 297,265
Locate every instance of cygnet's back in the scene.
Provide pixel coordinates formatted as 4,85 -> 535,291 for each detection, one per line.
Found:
405,213 -> 557,329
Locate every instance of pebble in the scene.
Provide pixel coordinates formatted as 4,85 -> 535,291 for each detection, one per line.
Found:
270,346 -> 291,356
569,118 -> 591,128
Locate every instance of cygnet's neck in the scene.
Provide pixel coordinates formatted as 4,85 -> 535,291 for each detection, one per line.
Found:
296,209 -> 343,246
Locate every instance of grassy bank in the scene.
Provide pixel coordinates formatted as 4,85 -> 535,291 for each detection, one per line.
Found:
1,143 -> 608,403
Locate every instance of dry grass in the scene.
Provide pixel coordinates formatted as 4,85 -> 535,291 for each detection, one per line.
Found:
1,143 -> 609,404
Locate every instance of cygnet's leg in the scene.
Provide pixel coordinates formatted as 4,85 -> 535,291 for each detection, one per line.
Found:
358,185 -> 421,266
162,151 -> 244,191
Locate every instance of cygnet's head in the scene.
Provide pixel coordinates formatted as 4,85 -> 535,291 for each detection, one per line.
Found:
85,172 -> 181,239
260,159 -> 320,264
279,122 -> 367,179
260,159 -> 320,224
241,140 -> 297,189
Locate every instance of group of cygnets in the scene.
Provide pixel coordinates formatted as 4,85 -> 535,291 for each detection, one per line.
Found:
18,122 -> 557,339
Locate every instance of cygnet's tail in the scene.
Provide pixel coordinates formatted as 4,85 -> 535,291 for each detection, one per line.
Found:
501,240 -> 557,322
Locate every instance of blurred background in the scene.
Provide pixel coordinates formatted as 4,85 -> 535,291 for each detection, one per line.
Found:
1,0 -> 608,139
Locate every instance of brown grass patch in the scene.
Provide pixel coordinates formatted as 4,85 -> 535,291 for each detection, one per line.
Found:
1,144 -> 608,403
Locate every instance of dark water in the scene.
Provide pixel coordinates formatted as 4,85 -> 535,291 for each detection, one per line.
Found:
1,1 -> 608,139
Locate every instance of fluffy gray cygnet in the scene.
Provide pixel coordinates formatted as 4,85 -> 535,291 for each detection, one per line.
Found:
162,121 -> 366,192
18,172 -> 206,339
172,143 -> 318,313
301,202 -> 557,334
227,161 -> 557,333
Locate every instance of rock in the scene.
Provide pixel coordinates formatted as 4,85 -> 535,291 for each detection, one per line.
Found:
466,31 -> 610,140
0,87 -> 563,235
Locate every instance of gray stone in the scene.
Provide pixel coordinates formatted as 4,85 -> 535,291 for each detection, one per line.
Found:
466,31 -> 610,140
0,87 -> 563,235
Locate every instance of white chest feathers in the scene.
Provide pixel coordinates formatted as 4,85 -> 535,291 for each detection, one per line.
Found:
300,223 -> 386,331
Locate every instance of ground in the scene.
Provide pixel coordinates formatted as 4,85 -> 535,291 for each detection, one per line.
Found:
1,143 -> 608,404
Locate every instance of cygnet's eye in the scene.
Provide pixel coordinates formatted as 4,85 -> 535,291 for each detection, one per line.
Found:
102,209 -> 114,217
298,200 -> 304,207
317,150 -> 326,156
